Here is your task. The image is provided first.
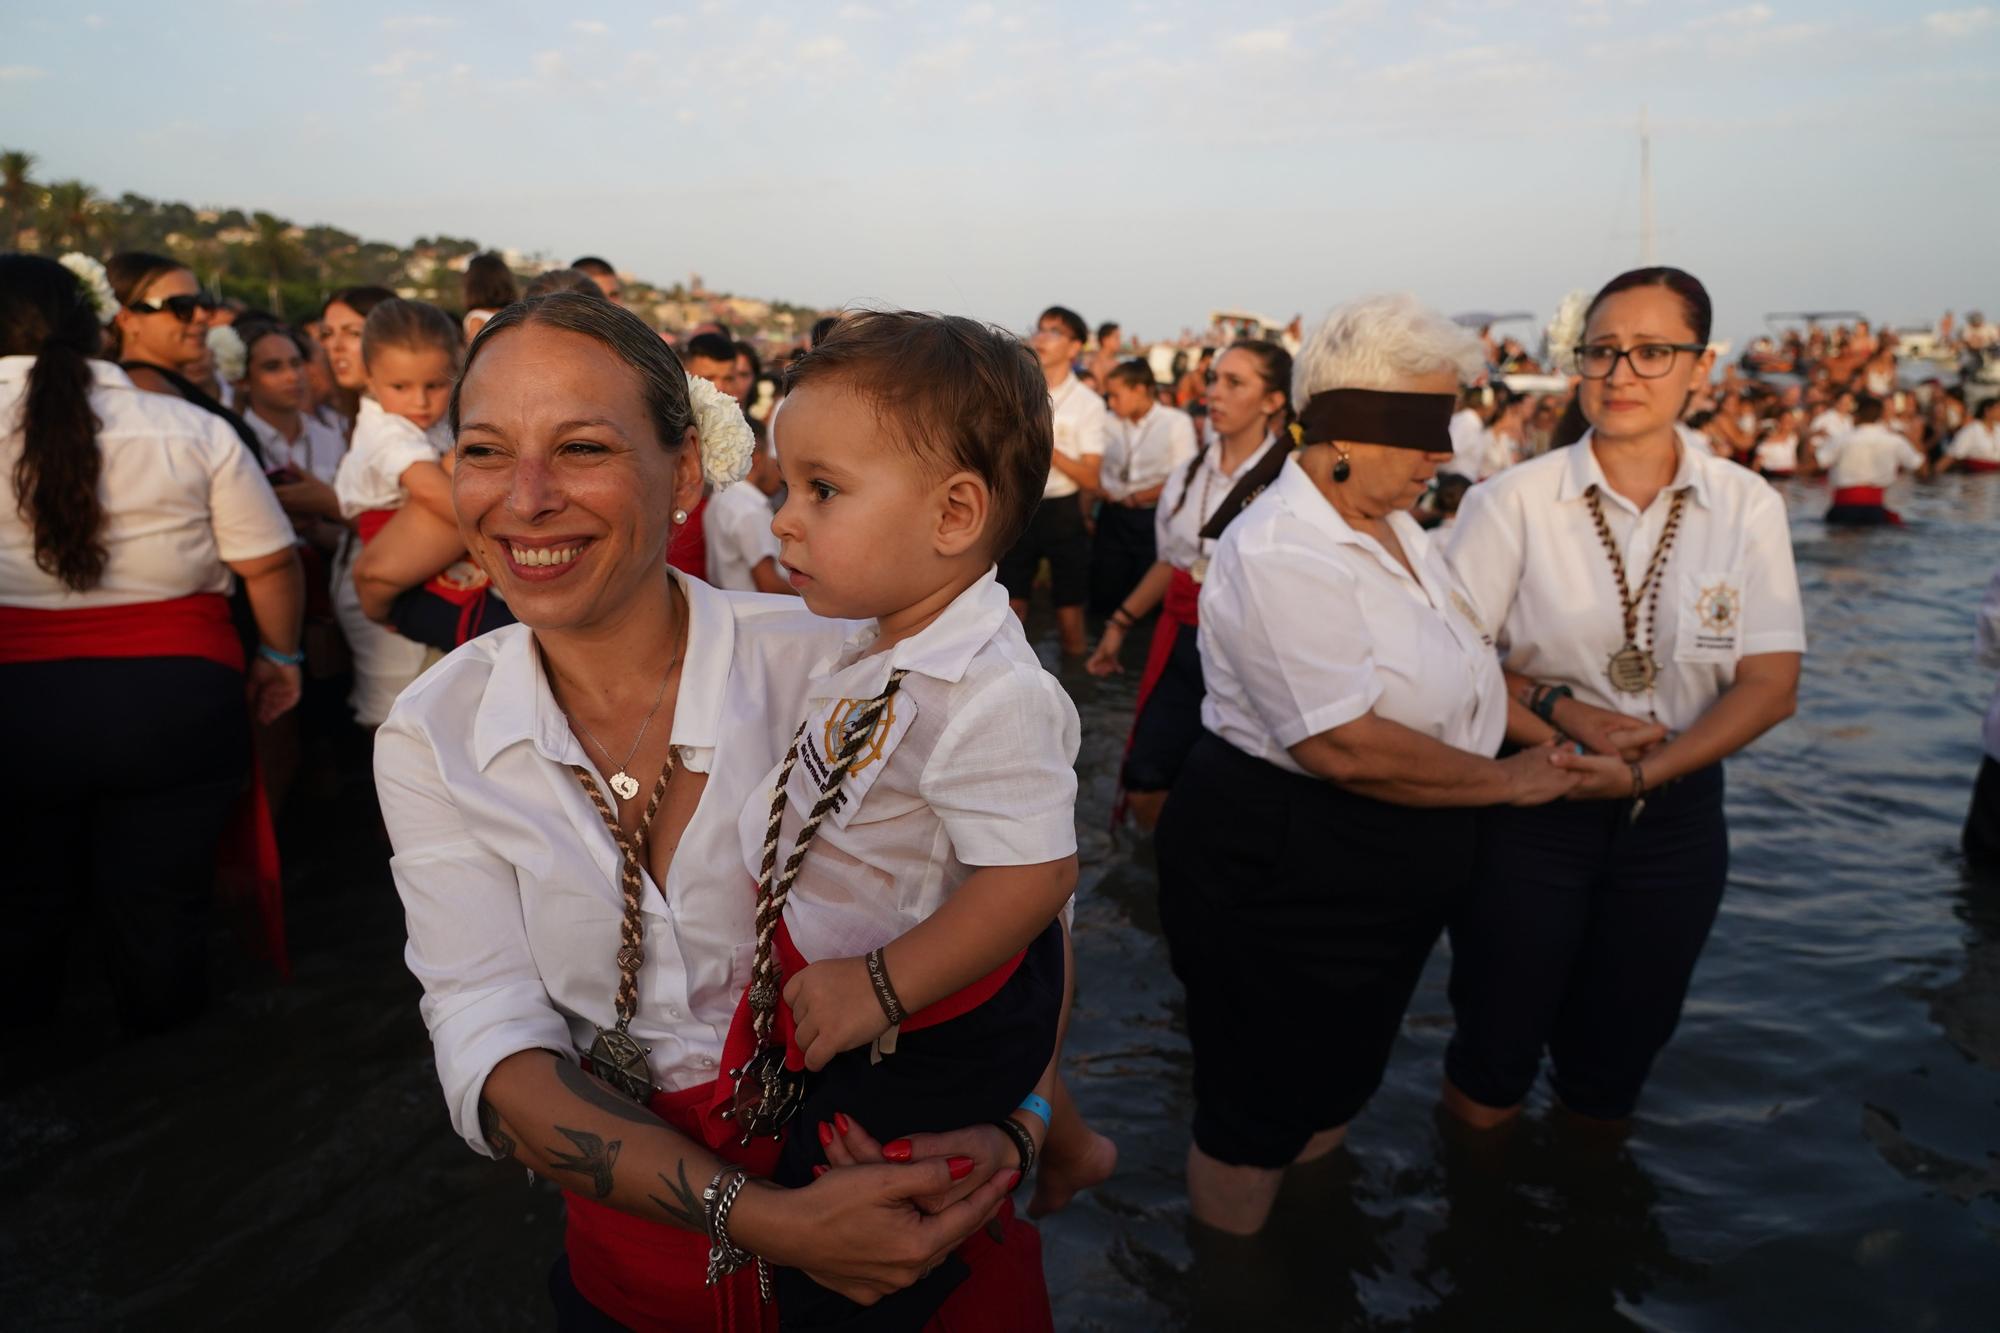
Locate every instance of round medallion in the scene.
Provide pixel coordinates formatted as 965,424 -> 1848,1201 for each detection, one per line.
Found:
1606,644 -> 1657,694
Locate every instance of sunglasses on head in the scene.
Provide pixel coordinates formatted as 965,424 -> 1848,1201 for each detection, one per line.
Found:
127,293 -> 219,321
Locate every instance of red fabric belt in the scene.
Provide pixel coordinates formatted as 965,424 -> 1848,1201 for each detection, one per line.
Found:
354,507 -> 497,643
1962,459 -> 2000,474
354,507 -> 397,544
1831,486 -> 1887,506
1135,566 -> 1200,728
0,593 -> 288,976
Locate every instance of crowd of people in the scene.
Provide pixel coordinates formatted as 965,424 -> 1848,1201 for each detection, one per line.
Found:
4,238 -> 1996,1330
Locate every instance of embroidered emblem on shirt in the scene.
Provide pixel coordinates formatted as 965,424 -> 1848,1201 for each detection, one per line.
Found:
822,695 -> 897,777
1695,582 -> 1740,634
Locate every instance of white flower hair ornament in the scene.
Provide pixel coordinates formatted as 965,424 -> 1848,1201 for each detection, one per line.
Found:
58,252 -> 118,326
1544,289 -> 1591,376
207,324 -> 247,383
685,371 -> 756,487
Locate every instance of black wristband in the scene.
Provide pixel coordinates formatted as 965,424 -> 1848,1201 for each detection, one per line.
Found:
993,1115 -> 1037,1176
1530,683 -> 1573,727
864,947 -> 906,1027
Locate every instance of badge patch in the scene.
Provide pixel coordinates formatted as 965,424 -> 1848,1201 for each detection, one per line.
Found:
1676,569 -> 1744,663
788,689 -> 918,827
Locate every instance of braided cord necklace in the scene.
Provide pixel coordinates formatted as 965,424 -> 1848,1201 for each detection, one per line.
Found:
720,668 -> 911,1146
1584,483 -> 1690,702
572,757 -> 676,1103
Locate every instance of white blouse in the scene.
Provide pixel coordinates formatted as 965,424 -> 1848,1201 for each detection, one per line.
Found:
1043,375 -> 1108,501
374,571 -> 849,1156
0,358 -> 294,610
1153,433 -> 1281,573
735,568 -> 1080,963
1100,404 -> 1197,502
1949,421 -> 2000,464
1198,456 -> 1508,776
1819,424 -> 1923,489
333,397 -> 451,519
1977,563 -> 2000,763
1446,434 -> 1807,733
246,407 -> 348,488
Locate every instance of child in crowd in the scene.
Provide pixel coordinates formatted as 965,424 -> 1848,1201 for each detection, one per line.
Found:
737,310 -> 1110,1329
330,298 -> 461,725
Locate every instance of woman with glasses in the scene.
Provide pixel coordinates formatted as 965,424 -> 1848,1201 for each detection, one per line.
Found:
106,251 -> 267,465
1441,266 -> 1805,1131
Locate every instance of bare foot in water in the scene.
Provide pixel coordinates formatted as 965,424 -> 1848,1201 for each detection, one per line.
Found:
1029,1127 -> 1119,1218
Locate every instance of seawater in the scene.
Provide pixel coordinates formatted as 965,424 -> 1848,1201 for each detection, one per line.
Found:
2,474 -> 1995,1331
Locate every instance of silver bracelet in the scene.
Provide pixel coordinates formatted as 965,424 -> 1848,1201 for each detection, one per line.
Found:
702,1168 -> 756,1288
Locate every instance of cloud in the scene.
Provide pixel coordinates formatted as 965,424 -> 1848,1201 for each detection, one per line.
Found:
382,14 -> 457,32
962,2 -> 995,23
652,14 -> 686,28
798,35 -> 850,65
837,3 -> 882,18
0,65 -> 47,81
572,19 -> 609,36
366,50 -> 431,78
1923,7 -> 1996,36
83,14 -> 107,28
1688,3 -> 1773,28
1225,27 -> 1291,54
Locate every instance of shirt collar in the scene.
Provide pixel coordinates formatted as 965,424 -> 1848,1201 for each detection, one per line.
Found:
0,356 -> 135,391
1556,430 -> 1712,511
1269,453 -> 1432,578
472,568 -> 736,772
809,566 -> 1010,700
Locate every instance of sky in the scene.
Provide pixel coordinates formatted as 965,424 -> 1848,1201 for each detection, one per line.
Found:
4,0 -> 1998,347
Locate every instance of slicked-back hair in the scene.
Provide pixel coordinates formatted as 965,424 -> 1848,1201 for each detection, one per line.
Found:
362,297 -> 463,370
788,310 -> 1051,554
451,292 -> 694,455
1586,266 -> 1713,345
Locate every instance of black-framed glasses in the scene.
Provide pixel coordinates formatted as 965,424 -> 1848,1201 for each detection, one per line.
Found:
1576,342 -> 1707,379
126,293 -> 219,321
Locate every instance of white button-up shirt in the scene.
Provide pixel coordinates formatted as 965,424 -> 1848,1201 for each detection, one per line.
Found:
1446,434 -> 1807,732
1099,404 -> 1197,503
374,572 -> 849,1156
0,357 -> 293,610
1949,421 -> 2000,465
1198,456 -> 1508,777
245,407 -> 347,487
333,397 -> 451,519
1043,375 -> 1108,500
1820,423 -> 1924,489
738,567 -> 1080,963
1444,407 -> 1486,480
703,479 -> 781,593
1154,433 -> 1282,573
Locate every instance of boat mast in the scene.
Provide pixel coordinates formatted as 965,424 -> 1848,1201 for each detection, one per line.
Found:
1639,106 -> 1656,266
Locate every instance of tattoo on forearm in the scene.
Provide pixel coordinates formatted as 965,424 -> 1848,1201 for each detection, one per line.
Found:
477,1097 -> 516,1160
553,1054 -> 671,1130
648,1161 -> 707,1235
546,1125 -> 621,1199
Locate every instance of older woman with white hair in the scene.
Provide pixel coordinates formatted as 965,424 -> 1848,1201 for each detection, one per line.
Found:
1153,294 -> 1580,1237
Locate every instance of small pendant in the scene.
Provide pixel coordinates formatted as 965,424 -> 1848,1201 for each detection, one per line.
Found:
1606,643 -> 1657,694
586,1024 -> 656,1103
1190,555 -> 1210,585
718,1046 -> 803,1144
609,771 -> 640,802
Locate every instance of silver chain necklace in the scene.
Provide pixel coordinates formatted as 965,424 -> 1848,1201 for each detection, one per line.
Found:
558,595 -> 686,804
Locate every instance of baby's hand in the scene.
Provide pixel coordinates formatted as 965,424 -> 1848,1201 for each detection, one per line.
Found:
783,957 -> 892,1072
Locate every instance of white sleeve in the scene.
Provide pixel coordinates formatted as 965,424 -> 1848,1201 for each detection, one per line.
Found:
717,491 -> 780,570
1737,486 -> 1808,656
1205,535 -> 1380,748
1442,480 -> 1525,647
917,669 -> 1079,867
1074,399 -> 1108,459
375,719 -> 577,1158
1166,413 -> 1199,472
202,419 -> 297,562
1901,440 -> 1926,472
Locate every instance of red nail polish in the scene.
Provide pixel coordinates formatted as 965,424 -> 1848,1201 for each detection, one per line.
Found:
812,1165 -> 828,1179
834,1112 -> 852,1136
1005,1170 -> 1023,1191
817,1121 -> 834,1147
948,1155 -> 974,1181
882,1138 -> 913,1162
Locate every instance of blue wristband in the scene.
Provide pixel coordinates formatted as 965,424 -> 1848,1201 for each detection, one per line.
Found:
1014,1093 -> 1052,1127
257,643 -> 305,667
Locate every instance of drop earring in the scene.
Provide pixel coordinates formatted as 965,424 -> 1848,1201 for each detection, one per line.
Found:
672,507 -> 689,525
1332,448 -> 1351,484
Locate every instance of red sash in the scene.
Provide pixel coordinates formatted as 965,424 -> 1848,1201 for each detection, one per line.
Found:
1110,566 -> 1201,825
1962,459 -> 2000,474
668,493 -> 709,581
1828,485 -> 1902,525
0,593 -> 289,976
565,923 -> 1050,1332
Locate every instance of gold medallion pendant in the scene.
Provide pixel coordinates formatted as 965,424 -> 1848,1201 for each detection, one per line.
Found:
1606,643 -> 1657,694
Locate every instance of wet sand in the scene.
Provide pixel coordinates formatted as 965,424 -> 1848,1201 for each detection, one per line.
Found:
5,473 -> 1998,1331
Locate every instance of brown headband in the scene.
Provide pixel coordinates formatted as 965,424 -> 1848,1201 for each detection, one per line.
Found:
1296,388 -> 1456,452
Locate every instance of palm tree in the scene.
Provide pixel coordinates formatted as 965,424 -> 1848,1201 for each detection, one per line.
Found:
0,149 -> 36,248
247,211 -> 301,316
40,179 -> 98,252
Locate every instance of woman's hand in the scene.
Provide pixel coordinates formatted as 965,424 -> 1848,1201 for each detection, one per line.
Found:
731,1158 -> 1017,1308
1497,743 -> 1585,807
1552,695 -> 1667,760
784,958 -> 890,1072
1549,749 -> 1643,801
246,657 -> 303,724
1085,625 -> 1126,677
819,1112 -> 1023,1215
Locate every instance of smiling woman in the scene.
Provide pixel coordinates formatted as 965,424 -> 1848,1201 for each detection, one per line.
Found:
373,292 -> 1039,1331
